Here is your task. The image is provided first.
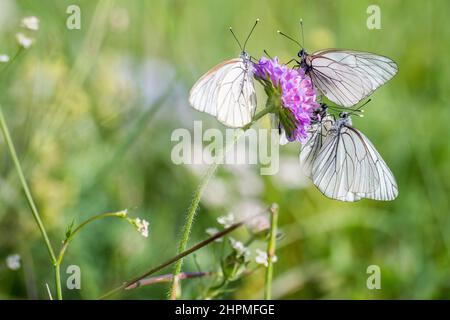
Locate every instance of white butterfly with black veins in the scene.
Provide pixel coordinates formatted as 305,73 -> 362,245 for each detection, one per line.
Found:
279,21 -> 398,107
300,105 -> 398,202
189,20 -> 259,128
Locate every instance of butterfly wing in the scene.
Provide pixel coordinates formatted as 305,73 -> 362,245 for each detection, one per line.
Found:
308,49 -> 398,107
354,132 -> 399,201
311,124 -> 397,202
300,115 -> 335,178
189,58 -> 257,128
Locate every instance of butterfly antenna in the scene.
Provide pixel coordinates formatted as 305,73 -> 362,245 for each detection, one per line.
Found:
327,104 -> 346,112
357,99 -> 371,110
353,99 -> 371,113
277,30 -> 302,47
229,27 -> 243,51
300,19 -> 305,49
243,18 -> 259,50
346,99 -> 371,117
263,49 -> 272,59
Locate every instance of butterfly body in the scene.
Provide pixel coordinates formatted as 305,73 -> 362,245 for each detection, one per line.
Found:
330,112 -> 352,133
297,48 -> 311,71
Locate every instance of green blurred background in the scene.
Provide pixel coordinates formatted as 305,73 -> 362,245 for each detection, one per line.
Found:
0,0 -> 449,299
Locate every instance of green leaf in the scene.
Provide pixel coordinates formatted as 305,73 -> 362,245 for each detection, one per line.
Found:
65,219 -> 75,239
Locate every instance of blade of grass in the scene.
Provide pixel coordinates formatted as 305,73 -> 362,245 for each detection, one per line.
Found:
264,203 -> 279,300
0,105 -> 60,299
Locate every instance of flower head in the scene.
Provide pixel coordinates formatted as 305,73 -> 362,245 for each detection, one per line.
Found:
0,54 -> 9,63
217,212 -> 235,228
253,57 -> 286,86
16,33 -> 34,49
132,218 -> 149,238
6,254 -> 21,270
254,249 -> 277,267
253,57 -> 318,143
229,237 -> 250,258
21,16 -> 40,31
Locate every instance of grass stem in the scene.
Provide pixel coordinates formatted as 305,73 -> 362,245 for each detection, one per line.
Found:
0,105 -> 60,298
264,203 -> 279,300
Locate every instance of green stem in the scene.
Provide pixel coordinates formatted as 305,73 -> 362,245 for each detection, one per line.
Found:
56,211 -> 125,265
168,161 -> 219,299
264,203 -> 279,300
0,105 -> 60,298
168,107 -> 273,299
55,264 -> 61,300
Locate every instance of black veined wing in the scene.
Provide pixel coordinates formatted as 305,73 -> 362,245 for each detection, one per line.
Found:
303,49 -> 398,107
299,113 -> 335,178
311,113 -> 398,202
189,53 -> 257,128
353,132 -> 399,201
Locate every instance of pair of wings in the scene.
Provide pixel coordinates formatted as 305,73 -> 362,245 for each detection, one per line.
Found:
300,116 -> 398,201
305,50 -> 398,107
189,57 -> 257,128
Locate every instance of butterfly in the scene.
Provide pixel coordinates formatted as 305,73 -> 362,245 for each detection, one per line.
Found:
300,104 -> 398,202
279,21 -> 398,107
189,20 -> 259,128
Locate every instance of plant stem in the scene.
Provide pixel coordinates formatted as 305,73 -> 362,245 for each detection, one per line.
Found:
55,264 -> 61,300
168,107 -> 273,299
56,211 -> 125,265
0,105 -> 60,298
168,160 -> 219,299
264,203 -> 279,300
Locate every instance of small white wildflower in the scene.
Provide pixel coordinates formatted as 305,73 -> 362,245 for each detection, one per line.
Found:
21,16 -> 39,31
16,33 -> 34,49
205,227 -> 223,242
0,54 -> 9,63
217,213 -> 235,228
6,254 -> 21,270
135,218 -> 149,238
255,249 -> 277,267
229,237 -> 250,258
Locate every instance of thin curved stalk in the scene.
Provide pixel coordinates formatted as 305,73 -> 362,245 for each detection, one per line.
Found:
56,211 -> 125,265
